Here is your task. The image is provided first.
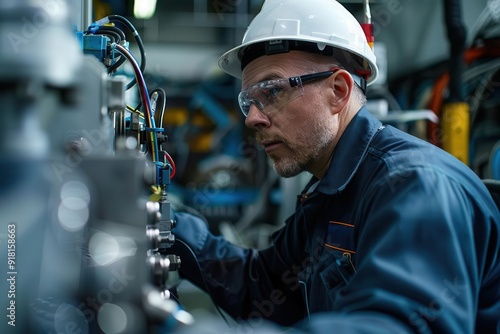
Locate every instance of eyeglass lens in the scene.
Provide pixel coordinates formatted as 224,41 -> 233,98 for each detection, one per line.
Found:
238,78 -> 304,117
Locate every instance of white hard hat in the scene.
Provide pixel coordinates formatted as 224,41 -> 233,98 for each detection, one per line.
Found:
218,0 -> 379,87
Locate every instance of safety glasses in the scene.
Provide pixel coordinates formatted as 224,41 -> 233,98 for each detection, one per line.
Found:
238,68 -> 340,117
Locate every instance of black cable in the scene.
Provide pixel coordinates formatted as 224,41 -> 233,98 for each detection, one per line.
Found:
107,55 -> 126,74
90,33 -> 126,74
150,88 -> 167,128
176,239 -> 231,326
444,0 -> 467,102
98,28 -> 121,43
136,88 -> 167,126
166,289 -> 184,308
85,27 -> 125,74
108,15 -> 147,90
92,31 -> 116,43
98,25 -> 126,42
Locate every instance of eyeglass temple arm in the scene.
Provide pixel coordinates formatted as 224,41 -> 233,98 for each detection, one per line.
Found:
288,67 -> 341,87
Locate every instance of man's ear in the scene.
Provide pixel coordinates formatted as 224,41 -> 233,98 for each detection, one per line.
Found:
327,69 -> 354,113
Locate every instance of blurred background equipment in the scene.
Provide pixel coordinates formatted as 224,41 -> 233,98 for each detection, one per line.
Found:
0,0 -> 499,333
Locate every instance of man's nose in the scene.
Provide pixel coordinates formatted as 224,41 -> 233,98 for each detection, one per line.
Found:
244,103 -> 271,129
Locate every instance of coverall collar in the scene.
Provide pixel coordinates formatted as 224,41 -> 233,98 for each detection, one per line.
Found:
316,106 -> 383,194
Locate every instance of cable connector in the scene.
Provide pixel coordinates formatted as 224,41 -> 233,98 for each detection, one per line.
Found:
87,17 -> 110,33
95,16 -> 110,27
86,23 -> 99,34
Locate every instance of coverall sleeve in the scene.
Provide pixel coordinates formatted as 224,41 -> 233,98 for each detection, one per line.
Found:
170,211 -> 307,326
300,167 -> 495,333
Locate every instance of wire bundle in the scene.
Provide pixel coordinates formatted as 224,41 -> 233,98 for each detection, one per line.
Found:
86,15 -> 175,181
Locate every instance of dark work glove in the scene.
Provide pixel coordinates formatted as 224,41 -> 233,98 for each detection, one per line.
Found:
172,211 -> 210,254
168,211 -> 211,286
168,207 -> 255,319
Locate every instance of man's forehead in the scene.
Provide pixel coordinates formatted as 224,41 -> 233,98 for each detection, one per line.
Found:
241,52 -> 306,87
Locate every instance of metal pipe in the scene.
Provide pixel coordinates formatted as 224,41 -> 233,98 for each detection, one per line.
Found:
81,0 -> 93,30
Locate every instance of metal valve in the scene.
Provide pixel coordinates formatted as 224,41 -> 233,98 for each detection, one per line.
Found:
146,226 -> 175,249
147,253 -> 170,287
165,254 -> 181,271
147,253 -> 181,287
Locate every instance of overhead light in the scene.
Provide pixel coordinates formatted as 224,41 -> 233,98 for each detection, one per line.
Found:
134,0 -> 157,19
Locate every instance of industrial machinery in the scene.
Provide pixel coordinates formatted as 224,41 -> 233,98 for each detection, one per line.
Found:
0,1 -> 192,333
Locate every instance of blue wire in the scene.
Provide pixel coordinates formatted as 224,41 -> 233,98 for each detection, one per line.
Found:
112,43 -> 159,164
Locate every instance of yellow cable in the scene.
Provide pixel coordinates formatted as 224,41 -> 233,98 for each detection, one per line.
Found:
126,105 -> 144,118
150,132 -> 156,162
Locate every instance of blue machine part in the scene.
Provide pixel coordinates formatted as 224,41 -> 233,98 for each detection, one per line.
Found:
83,34 -> 109,61
188,84 -> 242,158
75,31 -> 129,65
158,163 -> 171,187
75,30 -> 84,50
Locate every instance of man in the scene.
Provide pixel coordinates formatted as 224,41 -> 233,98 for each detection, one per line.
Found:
171,0 -> 500,333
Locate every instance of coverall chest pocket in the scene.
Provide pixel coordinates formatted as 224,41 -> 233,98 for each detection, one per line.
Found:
319,252 -> 356,303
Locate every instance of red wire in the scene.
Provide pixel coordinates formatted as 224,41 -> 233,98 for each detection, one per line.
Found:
426,43 -> 500,146
163,151 -> 176,179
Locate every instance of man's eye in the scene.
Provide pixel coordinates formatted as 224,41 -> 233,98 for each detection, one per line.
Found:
262,85 -> 283,99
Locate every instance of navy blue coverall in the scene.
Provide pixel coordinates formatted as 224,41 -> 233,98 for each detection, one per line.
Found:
171,107 -> 500,333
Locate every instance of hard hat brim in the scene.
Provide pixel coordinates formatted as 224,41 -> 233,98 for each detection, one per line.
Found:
218,36 -> 379,85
